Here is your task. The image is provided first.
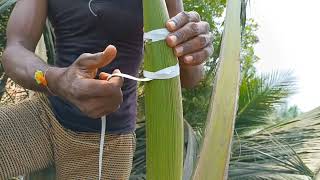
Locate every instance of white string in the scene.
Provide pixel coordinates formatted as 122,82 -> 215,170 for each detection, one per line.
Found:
144,28 -> 170,43
107,63 -> 180,81
108,73 -> 152,82
98,116 -> 106,180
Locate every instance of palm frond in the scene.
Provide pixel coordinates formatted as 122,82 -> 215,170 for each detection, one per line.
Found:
228,107 -> 320,179
43,20 -> 55,65
236,71 -> 296,133
130,121 -> 200,180
229,132 -> 314,179
0,0 -> 15,14
240,0 -> 249,33
259,107 -> 320,176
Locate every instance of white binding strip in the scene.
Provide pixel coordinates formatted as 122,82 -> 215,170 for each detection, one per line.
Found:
144,28 -> 170,43
98,64 -> 179,179
98,116 -> 106,180
107,73 -> 152,82
143,63 -> 180,80
107,63 -> 180,81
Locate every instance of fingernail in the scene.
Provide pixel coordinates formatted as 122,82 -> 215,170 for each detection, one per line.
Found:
169,35 -> 177,45
185,56 -> 193,63
168,21 -> 176,29
175,46 -> 183,56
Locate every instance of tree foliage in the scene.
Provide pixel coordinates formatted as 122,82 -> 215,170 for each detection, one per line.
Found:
0,7 -> 10,53
0,0 -> 311,180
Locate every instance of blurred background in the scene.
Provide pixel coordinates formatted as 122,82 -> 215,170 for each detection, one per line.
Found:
250,0 -> 320,112
1,0 -> 320,179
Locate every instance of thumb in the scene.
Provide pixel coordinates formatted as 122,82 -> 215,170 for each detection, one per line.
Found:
76,45 -> 117,69
108,69 -> 124,88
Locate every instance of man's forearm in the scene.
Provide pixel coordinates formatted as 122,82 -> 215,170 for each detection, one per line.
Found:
166,0 -> 204,88
3,44 -> 51,92
1,0 -> 65,94
166,0 -> 183,17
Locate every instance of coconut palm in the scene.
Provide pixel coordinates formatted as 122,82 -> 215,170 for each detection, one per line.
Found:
1,0 -> 318,180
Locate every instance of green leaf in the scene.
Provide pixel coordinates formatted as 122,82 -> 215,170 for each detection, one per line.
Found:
143,0 -> 184,179
0,0 -> 16,14
237,71 -> 296,133
43,20 -> 55,65
192,0 -> 241,179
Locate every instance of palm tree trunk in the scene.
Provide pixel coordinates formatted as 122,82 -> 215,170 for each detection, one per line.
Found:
143,0 -> 184,179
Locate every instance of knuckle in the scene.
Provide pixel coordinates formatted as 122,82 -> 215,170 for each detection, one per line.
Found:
189,22 -> 200,34
188,11 -> 200,21
175,31 -> 186,41
180,11 -> 189,20
79,53 -> 91,59
199,35 -> 208,47
173,11 -> 188,25
181,43 -> 192,55
191,11 -> 201,21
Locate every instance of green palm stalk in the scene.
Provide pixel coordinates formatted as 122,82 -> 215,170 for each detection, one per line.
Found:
143,0 -> 184,180
192,0 -> 241,179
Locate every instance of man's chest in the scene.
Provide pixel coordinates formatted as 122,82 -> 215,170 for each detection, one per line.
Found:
47,0 -> 143,38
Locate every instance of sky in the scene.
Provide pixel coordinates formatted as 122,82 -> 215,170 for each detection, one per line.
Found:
248,0 -> 320,112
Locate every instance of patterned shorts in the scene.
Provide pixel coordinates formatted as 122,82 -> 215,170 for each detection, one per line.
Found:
0,93 -> 136,180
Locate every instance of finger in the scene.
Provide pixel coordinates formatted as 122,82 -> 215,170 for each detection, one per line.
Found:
83,98 -> 121,118
166,21 -> 210,47
107,69 -> 124,88
166,11 -> 201,32
75,79 -> 116,98
173,33 -> 214,57
179,45 -> 214,66
76,45 -> 117,69
99,72 -> 110,80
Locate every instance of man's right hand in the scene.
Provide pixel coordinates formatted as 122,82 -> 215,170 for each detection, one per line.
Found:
47,45 -> 124,119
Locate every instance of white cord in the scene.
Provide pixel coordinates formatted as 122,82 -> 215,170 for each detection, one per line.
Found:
88,0 -> 97,16
107,63 -> 180,81
98,116 -> 106,180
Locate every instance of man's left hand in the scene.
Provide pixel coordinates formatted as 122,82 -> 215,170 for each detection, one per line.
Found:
166,11 -> 214,67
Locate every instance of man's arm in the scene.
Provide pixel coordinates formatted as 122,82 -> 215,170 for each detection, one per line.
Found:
165,0 -> 213,88
165,0 -> 184,17
3,0 -> 125,118
2,0 -> 52,92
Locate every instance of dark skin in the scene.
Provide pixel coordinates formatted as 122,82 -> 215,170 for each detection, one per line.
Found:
2,0 -> 213,119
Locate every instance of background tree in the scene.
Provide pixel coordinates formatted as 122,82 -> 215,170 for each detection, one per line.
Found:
0,7 -> 10,99
0,0 -> 318,179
